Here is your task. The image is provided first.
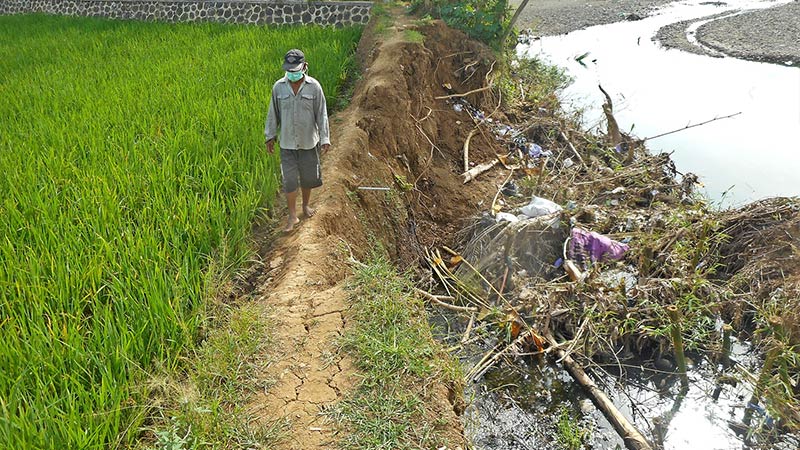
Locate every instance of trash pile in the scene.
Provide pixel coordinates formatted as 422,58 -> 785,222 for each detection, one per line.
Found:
421,92 -> 800,444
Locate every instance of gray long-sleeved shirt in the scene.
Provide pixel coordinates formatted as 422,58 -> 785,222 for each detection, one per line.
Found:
264,75 -> 330,150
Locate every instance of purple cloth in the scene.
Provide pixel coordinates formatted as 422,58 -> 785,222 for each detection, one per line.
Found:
569,227 -> 629,264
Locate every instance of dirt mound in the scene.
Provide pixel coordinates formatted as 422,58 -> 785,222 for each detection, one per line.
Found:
243,14 -> 503,449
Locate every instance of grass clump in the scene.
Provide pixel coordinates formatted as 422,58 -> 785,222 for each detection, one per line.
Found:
141,304 -> 285,450
334,255 -> 463,449
0,14 -> 361,448
556,406 -> 591,450
403,29 -> 425,44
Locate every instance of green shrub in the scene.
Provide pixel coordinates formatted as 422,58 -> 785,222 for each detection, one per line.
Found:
412,0 -> 510,47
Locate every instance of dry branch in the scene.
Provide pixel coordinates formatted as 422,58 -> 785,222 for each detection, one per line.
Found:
560,130 -> 585,167
463,160 -> 499,183
435,85 -> 492,100
415,288 -> 477,313
463,128 -> 478,173
643,112 -> 742,142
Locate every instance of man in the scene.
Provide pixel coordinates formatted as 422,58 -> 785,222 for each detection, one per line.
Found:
265,49 -> 331,232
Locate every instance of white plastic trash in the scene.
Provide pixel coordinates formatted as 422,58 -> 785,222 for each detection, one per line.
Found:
495,212 -> 519,223
520,196 -> 562,218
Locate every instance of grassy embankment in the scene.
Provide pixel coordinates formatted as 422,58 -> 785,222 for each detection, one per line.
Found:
0,15 -> 360,448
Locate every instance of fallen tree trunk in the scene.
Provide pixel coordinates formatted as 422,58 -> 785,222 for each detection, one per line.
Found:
546,331 -> 653,450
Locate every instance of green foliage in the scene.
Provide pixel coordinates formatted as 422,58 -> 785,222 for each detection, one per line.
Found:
403,29 -> 425,44
412,0 -> 510,46
498,54 -> 572,112
556,406 -> 591,450
0,14 -> 360,448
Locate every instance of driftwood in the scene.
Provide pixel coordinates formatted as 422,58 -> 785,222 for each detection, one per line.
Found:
599,85 -> 631,163
462,159 -> 498,183
546,331 -> 653,450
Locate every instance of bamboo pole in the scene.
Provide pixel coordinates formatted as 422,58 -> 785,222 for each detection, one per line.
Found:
502,0 -> 531,45
743,316 -> 783,427
666,305 -> 689,387
546,331 -> 653,450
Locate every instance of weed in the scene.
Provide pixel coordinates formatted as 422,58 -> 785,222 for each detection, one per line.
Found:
142,304 -> 285,449
403,29 -> 425,43
498,54 -> 571,112
556,406 -> 590,450
411,0 -> 511,47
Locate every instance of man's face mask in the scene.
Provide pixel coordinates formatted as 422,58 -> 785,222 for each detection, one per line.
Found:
286,70 -> 304,82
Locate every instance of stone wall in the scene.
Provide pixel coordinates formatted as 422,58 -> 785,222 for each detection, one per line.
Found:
0,0 -> 372,26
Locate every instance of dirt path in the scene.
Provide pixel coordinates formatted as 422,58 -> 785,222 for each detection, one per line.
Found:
241,11 -> 501,449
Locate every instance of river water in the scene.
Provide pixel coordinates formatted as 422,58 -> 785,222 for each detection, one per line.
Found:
519,0 -> 800,208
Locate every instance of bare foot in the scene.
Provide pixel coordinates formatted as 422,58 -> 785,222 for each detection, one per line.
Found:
302,205 -> 315,218
283,216 -> 300,233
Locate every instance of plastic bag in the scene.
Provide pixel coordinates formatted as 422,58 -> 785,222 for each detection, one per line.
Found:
520,196 -> 562,218
568,227 -> 629,264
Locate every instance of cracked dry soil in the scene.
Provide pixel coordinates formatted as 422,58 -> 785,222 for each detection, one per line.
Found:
239,13 -> 503,450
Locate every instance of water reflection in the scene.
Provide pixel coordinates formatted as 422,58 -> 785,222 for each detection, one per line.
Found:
519,0 -> 800,207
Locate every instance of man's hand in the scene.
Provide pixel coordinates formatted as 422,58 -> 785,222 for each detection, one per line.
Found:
321,143 -> 331,155
266,139 -> 276,154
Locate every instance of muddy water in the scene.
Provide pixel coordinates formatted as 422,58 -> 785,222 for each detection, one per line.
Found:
519,0 -> 800,207
452,318 -> 799,450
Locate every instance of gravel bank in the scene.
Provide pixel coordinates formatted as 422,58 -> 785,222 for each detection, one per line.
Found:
509,0 -> 674,36
696,1 -> 800,65
654,12 -> 730,58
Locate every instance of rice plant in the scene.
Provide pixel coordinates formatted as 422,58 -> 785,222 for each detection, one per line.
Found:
0,14 -> 361,448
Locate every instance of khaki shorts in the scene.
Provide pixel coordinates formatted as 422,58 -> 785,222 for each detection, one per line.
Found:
280,145 -> 322,193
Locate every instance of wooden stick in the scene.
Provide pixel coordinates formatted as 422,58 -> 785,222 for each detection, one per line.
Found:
559,130 -> 585,167
463,128 -> 478,173
415,288 -> 477,313
643,112 -> 741,142
546,331 -> 654,450
491,168 -> 515,213
462,160 -> 498,183
435,85 -> 492,100
462,312 -> 476,344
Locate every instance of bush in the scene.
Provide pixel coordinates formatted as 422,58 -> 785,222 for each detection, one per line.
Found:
412,0 -> 510,47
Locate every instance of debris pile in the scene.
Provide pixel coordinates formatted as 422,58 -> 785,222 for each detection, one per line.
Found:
420,80 -> 800,447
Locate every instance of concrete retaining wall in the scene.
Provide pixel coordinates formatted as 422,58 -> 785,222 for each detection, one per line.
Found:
0,0 -> 372,26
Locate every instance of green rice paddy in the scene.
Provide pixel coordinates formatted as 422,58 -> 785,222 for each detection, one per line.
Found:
0,14 -> 361,448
